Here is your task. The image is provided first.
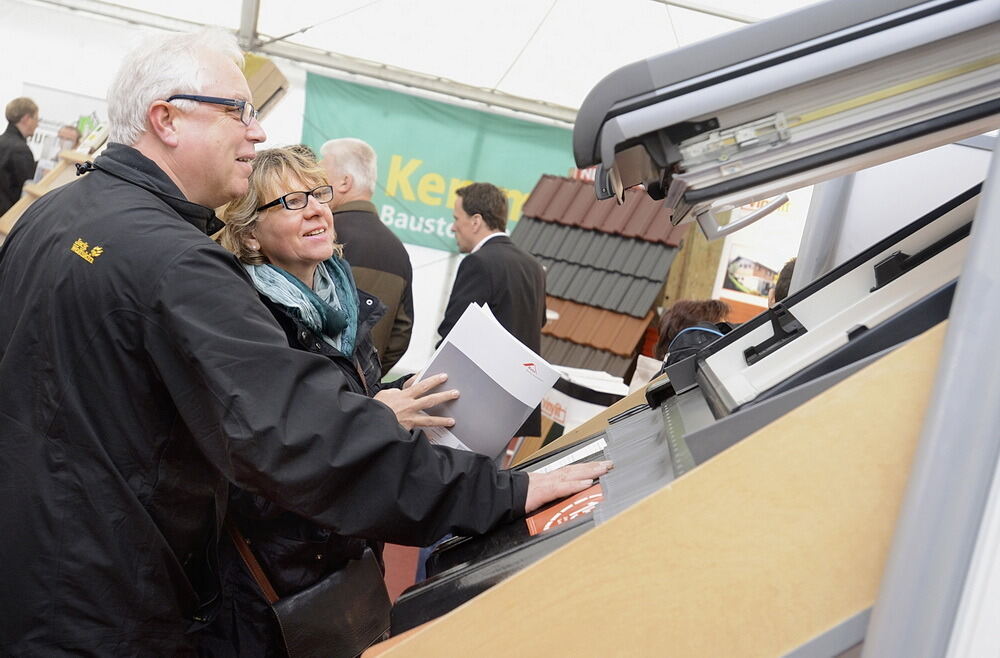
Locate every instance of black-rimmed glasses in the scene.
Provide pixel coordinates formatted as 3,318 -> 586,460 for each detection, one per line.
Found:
165,94 -> 258,125
256,185 -> 335,212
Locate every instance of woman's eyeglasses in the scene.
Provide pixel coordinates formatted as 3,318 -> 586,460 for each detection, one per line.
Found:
256,185 -> 335,212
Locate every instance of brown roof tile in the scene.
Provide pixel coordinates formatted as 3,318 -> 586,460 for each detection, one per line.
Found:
521,175 -> 565,219
522,174 -> 688,247
543,297 -> 654,357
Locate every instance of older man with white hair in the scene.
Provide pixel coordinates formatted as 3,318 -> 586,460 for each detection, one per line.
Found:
0,28 -> 609,655
321,137 -> 414,372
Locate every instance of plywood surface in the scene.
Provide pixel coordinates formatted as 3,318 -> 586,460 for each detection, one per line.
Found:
370,323 -> 946,657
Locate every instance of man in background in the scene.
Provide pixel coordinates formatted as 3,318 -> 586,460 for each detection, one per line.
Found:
321,137 -> 413,372
438,181 -> 547,439
0,97 -> 39,216
57,124 -> 81,151
769,257 -> 797,307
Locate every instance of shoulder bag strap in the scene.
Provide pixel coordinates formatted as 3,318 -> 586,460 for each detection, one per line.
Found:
226,520 -> 280,605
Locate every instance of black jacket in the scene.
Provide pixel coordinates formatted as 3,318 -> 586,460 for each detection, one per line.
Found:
437,234 -> 547,436
0,123 -> 36,215
0,143 -> 528,656
261,284 -> 385,397
202,285 -> 388,658
656,321 -> 732,377
334,200 -> 414,373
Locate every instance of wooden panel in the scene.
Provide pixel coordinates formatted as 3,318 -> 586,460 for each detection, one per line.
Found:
661,216 -> 727,306
724,296 -> 769,324
242,52 -> 288,120
368,322 -> 946,657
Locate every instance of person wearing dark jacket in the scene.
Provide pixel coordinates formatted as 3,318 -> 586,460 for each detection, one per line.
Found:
653,299 -> 733,376
438,182 -> 547,438
321,137 -> 414,374
0,28 -> 610,656
209,146 -> 435,656
0,97 -> 39,216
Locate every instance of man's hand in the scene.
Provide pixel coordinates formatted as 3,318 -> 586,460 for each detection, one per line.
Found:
374,372 -> 458,430
524,461 -> 614,513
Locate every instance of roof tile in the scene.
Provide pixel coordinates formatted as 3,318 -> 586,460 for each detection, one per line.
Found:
521,175 -> 563,219
513,217 -> 677,317
541,336 -> 633,378
522,175 -> 687,247
543,297 -> 653,357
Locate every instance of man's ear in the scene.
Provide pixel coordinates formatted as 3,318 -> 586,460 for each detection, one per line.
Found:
334,173 -> 352,194
321,160 -> 351,194
147,101 -> 181,147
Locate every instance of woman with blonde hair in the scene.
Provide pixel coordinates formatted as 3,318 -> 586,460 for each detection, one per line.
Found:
209,146 -> 448,656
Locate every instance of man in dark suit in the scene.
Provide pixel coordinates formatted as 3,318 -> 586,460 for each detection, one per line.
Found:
0,97 -> 39,217
321,137 -> 413,373
438,182 -> 546,437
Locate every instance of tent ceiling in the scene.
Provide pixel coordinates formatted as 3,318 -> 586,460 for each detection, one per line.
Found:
34,0 -> 822,123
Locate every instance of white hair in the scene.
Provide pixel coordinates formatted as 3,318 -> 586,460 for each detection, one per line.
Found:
320,138 -> 377,196
107,27 -> 243,146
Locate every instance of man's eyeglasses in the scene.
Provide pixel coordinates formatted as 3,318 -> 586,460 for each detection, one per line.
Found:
165,94 -> 258,125
257,185 -> 335,212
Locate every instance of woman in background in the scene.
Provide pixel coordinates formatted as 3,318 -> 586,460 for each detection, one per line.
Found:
654,299 -> 732,376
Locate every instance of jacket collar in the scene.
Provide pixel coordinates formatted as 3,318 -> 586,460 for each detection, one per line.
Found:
471,232 -> 509,253
333,199 -> 377,215
3,123 -> 27,142
88,142 -> 223,235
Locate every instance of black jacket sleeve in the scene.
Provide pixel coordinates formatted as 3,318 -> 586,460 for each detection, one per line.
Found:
147,244 -> 528,546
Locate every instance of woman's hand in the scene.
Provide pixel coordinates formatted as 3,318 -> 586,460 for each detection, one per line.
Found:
374,372 -> 458,430
524,461 -> 614,513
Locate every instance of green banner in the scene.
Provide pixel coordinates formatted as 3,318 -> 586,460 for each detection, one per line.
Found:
302,73 -> 574,252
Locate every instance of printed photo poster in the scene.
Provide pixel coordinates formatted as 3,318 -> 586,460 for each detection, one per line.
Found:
302,73 -> 574,252
711,186 -> 812,322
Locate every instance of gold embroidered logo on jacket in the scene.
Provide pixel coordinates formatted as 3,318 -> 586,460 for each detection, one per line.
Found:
71,239 -> 104,263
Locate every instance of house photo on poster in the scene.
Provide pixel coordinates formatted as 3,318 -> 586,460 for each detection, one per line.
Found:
712,187 -> 812,321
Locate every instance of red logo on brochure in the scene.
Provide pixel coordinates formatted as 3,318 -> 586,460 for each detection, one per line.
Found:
523,362 -> 537,375
525,484 -> 603,536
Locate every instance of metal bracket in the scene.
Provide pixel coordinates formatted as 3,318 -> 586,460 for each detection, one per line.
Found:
743,302 -> 807,365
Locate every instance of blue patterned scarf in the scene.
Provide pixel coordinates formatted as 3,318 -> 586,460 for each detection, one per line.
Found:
244,258 -> 358,355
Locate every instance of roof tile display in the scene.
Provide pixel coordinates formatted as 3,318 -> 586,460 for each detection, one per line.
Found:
542,297 -> 653,357
514,174 -> 687,378
511,219 -> 676,317
520,175 -> 688,247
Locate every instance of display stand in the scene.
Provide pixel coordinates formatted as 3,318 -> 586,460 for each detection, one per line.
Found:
513,376 -> 665,467
364,322 -> 945,656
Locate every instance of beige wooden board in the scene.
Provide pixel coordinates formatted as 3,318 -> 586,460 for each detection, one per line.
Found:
243,52 -> 288,121
369,322 -> 946,657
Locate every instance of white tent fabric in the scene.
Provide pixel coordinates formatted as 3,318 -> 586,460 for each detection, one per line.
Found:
5,0 -> 822,120
0,0 -> 821,375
